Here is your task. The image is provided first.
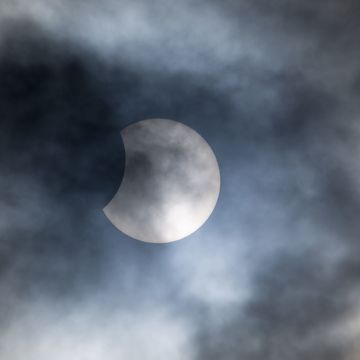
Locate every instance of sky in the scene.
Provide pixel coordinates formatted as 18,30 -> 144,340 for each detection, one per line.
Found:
0,0 -> 360,359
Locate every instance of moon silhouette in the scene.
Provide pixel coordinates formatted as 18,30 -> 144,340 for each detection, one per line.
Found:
103,119 -> 220,243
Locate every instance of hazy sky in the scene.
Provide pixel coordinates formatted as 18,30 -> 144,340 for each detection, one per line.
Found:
1,1 -> 360,359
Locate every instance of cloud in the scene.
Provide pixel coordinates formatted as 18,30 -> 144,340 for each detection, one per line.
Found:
0,300 -> 194,360
1,1 -> 360,359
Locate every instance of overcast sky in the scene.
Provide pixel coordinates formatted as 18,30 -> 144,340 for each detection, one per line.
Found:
1,1 -> 360,359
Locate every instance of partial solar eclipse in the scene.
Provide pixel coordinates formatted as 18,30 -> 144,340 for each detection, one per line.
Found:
104,119 -> 220,243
